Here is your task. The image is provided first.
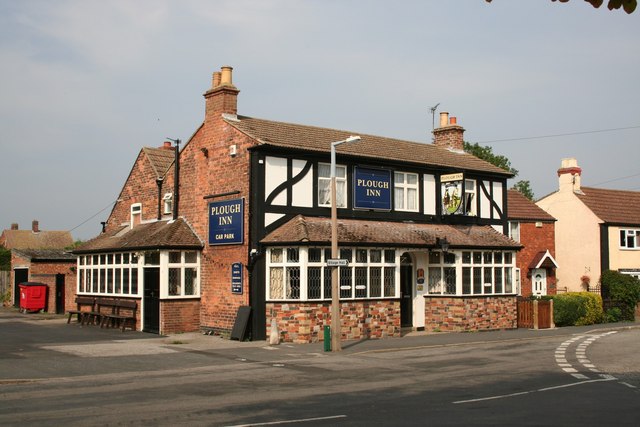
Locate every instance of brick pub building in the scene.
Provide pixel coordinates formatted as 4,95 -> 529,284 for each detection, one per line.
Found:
75,66 -> 522,342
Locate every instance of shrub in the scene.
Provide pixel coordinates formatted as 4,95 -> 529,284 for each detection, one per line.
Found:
600,270 -> 640,321
552,292 -> 604,327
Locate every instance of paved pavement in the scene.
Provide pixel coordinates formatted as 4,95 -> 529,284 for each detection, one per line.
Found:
2,305 -> 639,358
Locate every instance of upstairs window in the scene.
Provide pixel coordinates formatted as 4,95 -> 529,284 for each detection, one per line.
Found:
509,222 -> 521,243
620,229 -> 639,249
465,179 -> 477,216
318,163 -> 347,208
394,172 -> 419,212
163,193 -> 173,215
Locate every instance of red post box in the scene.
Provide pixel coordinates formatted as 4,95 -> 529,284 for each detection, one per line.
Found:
19,282 -> 48,313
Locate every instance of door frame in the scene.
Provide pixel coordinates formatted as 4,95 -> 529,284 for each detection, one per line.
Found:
400,253 -> 414,327
532,268 -> 547,296
143,267 -> 161,334
13,268 -> 28,307
55,273 -> 65,314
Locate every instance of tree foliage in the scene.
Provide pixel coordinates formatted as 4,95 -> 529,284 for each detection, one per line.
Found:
463,142 -> 535,200
486,0 -> 636,14
600,270 -> 640,321
0,246 -> 10,271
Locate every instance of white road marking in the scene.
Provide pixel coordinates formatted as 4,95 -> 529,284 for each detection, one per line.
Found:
225,415 -> 347,426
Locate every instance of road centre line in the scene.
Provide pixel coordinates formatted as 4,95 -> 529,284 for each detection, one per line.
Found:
454,377 -> 617,404
225,414 -> 347,426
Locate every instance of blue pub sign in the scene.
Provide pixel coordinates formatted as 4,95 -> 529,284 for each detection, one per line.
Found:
209,198 -> 244,245
353,167 -> 392,210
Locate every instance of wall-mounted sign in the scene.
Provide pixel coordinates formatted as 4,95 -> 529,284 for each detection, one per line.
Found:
231,262 -> 243,294
209,198 -> 244,245
441,173 -> 463,215
417,268 -> 425,285
354,167 -> 391,210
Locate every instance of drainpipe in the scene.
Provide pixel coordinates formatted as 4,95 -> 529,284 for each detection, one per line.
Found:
167,139 -> 181,220
156,177 -> 164,220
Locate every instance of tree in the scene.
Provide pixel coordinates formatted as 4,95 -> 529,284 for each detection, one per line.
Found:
463,142 -> 535,200
0,246 -> 10,271
486,0 -> 636,14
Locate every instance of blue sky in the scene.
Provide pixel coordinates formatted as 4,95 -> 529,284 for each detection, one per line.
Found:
1,0 -> 638,240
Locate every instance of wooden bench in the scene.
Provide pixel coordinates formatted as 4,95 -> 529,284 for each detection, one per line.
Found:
99,299 -> 137,332
66,297 -> 96,324
81,297 -> 109,326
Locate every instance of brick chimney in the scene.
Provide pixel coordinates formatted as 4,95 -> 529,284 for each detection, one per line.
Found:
11,223 -> 18,230
32,220 -> 39,233
204,65 -> 240,121
557,157 -> 582,194
432,112 -> 465,151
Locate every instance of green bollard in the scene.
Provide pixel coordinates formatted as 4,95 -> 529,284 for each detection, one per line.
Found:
323,325 -> 331,352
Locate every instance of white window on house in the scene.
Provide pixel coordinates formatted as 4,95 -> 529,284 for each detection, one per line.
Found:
318,163 -> 347,208
131,203 -> 142,226
620,229 -> 639,249
77,252 -> 140,296
394,172 -> 419,212
267,247 -> 398,301
163,193 -> 173,215
465,179 -> 477,216
509,221 -> 521,243
425,250 -> 516,296
167,250 -> 200,297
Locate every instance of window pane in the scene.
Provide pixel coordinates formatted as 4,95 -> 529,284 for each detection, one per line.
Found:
370,267 -> 381,297
356,249 -> 367,263
115,253 -> 121,264
394,172 -> 405,184
318,179 -> 330,206
505,267 -> 513,293
336,180 -> 347,208
318,163 -> 330,178
123,253 -> 130,264
308,267 -> 322,299
394,188 -> 404,210
99,269 -> 106,293
287,267 -> 300,299
473,267 -> 482,293
107,269 -> 113,293
340,267 -> 352,298
271,249 -> 283,263
494,252 -> 503,263
115,269 -> 121,294
270,268 -> 284,299
407,174 -> 418,185
169,251 -> 181,264
385,250 -> 395,263
335,165 -> 346,179
444,253 -> 456,264
428,268 -> 442,294
323,267 -> 332,299
444,267 -> 456,294
185,251 -> 197,264
308,248 -> 321,263
484,267 -> 493,293
407,188 -> 417,210
145,252 -> 160,265
494,267 -> 503,293
169,268 -> 180,296
462,267 -> 471,294
355,267 -> 367,298
287,248 -> 299,263
384,267 -> 395,297
340,249 -> 352,262
473,252 -> 482,264
79,270 -> 85,292
123,269 -> 130,294
131,269 -> 138,294
429,252 -> 441,264
185,268 -> 197,295
462,252 -> 471,264
504,252 -> 513,264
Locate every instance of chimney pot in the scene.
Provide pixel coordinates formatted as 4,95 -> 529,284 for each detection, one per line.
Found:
220,66 -> 233,86
163,141 -> 172,150
32,220 -> 39,233
212,71 -> 221,88
11,223 -> 18,230
449,116 -> 457,125
439,112 -> 449,128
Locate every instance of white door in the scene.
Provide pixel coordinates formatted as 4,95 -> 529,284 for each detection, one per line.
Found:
532,269 -> 547,296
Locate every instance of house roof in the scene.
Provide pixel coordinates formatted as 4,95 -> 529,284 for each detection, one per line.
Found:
576,187 -> 640,225
507,190 -> 555,222
12,248 -> 76,262
1,229 -> 73,250
142,147 -> 175,179
261,215 -> 521,249
74,218 -> 203,254
528,250 -> 559,269
227,116 -> 513,177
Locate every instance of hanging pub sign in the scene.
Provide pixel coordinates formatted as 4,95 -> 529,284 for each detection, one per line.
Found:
209,198 -> 244,245
441,173 -> 464,215
231,262 -> 243,294
353,167 -> 392,210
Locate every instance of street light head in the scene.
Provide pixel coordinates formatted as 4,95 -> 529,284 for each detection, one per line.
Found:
345,135 -> 361,144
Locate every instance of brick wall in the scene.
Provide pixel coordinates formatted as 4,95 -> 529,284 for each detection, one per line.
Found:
424,296 -> 517,332
266,300 -> 401,343
517,221 -> 557,296
11,252 -> 76,313
160,299 -> 200,334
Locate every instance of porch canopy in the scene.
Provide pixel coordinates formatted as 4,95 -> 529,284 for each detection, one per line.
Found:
261,215 -> 521,250
74,219 -> 203,254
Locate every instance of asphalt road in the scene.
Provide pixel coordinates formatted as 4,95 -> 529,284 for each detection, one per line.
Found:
1,309 -> 638,426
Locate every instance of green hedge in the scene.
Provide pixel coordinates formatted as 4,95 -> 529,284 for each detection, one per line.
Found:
552,292 -> 604,326
600,270 -> 640,322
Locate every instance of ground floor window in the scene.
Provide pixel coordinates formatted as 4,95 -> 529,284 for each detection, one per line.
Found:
267,247 -> 398,301
427,250 -> 516,296
77,250 -> 200,298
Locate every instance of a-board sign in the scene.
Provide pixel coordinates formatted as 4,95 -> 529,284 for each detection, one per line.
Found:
230,305 -> 251,341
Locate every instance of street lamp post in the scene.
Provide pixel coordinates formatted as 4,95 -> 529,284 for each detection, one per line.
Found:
330,135 -> 361,352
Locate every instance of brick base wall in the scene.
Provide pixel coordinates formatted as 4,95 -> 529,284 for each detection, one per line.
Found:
424,296 -> 517,332
266,300 -> 401,344
160,299 -> 200,334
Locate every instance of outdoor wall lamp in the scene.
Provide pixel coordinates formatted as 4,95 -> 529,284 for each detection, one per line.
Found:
436,237 -> 450,253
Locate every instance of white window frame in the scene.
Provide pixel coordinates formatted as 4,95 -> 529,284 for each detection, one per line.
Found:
318,163 -> 347,208
465,179 -> 477,216
620,229 -> 639,249
266,246 -> 399,301
164,250 -> 200,298
163,193 -> 173,215
426,250 -> 516,296
77,252 -> 141,297
394,171 -> 419,212
509,221 -> 521,243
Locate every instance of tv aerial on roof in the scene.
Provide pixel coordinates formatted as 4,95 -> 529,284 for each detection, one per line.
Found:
429,103 -> 440,131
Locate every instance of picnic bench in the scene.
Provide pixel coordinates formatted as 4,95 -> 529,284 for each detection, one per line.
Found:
66,297 -> 96,324
98,299 -> 137,332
